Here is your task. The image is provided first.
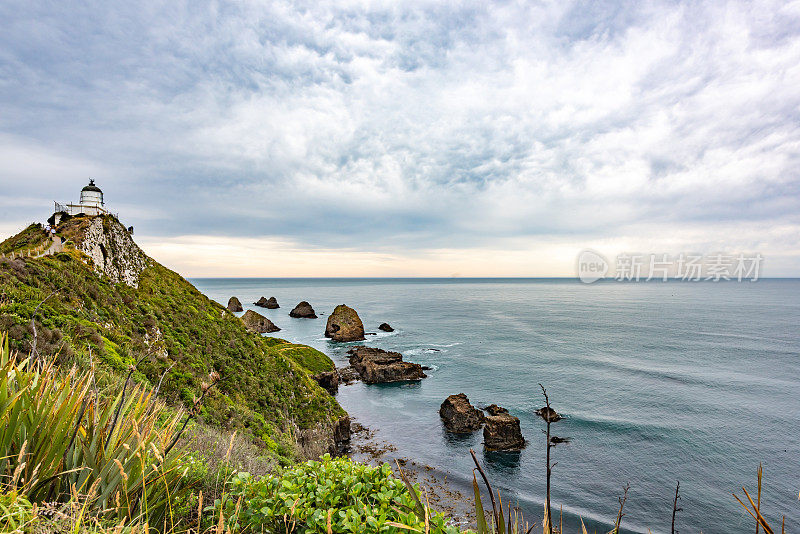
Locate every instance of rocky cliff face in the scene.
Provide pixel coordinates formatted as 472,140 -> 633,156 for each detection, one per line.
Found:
75,217 -> 150,288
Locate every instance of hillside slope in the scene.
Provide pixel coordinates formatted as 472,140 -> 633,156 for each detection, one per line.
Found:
0,216 -> 348,460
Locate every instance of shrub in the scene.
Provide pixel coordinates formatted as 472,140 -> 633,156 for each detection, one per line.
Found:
219,455 -> 461,534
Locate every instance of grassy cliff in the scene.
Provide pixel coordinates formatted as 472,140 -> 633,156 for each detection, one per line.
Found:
0,218 -> 344,462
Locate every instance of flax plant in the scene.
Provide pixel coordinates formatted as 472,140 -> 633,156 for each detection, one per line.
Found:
0,332 -> 193,529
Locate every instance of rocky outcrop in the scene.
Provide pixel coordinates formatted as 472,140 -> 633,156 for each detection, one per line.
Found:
75,216 -> 150,287
227,297 -> 243,312
337,366 -> 360,385
440,393 -> 484,433
347,346 -> 427,384
289,301 -> 317,318
296,415 -> 351,460
485,404 -> 508,416
254,296 -> 279,309
378,323 -> 394,332
314,371 -> 339,395
325,304 -> 365,342
483,406 -> 525,451
241,309 -> 280,333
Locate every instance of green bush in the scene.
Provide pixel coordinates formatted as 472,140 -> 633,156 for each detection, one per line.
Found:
219,455 -> 462,534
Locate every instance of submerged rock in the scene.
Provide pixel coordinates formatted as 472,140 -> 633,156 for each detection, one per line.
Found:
378,323 -> 394,332
241,309 -> 280,333
227,297 -> 243,312
254,296 -> 280,309
483,407 -> 525,451
314,370 -> 339,395
289,301 -> 317,318
440,393 -> 484,433
325,304 -> 365,342
347,346 -> 427,384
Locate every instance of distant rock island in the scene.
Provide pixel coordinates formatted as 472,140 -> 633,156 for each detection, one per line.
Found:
254,296 -> 279,309
325,304 -> 365,342
290,301 -> 317,318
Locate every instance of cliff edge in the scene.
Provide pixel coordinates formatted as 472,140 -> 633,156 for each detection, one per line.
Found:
0,216 -> 348,460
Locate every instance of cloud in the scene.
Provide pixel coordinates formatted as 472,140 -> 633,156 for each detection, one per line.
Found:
1,0 -> 799,275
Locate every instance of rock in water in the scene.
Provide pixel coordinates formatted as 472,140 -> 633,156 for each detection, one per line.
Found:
241,309 -> 280,333
314,371 -> 339,395
347,346 -> 427,384
289,301 -> 317,318
483,407 -> 525,451
485,404 -> 508,416
255,296 -> 280,309
440,393 -> 484,433
378,322 -> 394,332
325,304 -> 366,341
227,296 -> 243,312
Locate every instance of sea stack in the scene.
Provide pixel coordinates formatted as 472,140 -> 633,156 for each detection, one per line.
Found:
347,346 -> 427,384
254,296 -> 280,309
241,309 -> 280,333
325,304 -> 365,342
378,323 -> 394,332
439,393 -> 484,433
227,296 -> 243,312
289,301 -> 317,318
483,405 -> 525,451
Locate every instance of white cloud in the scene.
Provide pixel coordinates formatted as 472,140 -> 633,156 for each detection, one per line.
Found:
1,0 -> 799,275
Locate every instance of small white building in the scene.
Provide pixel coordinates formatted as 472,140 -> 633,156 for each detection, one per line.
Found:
50,179 -> 109,225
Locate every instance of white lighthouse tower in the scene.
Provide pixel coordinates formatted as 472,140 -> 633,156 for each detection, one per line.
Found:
79,179 -> 104,208
51,179 -> 110,225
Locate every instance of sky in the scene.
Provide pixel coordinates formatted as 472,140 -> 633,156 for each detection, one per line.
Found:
1,0 -> 799,277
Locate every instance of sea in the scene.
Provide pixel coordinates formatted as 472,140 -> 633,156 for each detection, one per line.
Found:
189,278 -> 800,534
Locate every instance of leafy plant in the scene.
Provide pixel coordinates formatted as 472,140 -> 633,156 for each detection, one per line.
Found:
218,454 -> 461,533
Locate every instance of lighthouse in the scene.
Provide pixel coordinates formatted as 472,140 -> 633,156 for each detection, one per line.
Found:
50,179 -> 110,225
79,179 -> 104,208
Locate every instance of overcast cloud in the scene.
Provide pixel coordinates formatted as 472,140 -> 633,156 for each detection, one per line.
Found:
1,0 -> 799,276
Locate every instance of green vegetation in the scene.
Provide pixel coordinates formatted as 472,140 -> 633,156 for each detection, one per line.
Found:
274,342 -> 335,374
0,219 -> 343,464
0,332 -> 198,530
0,224 -> 49,256
219,455 -> 459,534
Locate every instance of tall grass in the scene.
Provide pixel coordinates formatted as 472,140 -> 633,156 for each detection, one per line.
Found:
0,332 -> 192,530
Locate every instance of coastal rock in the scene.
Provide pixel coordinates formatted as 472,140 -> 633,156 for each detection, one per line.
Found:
485,404 -> 508,416
378,323 -> 394,332
241,309 -> 280,333
483,407 -> 525,451
314,370 -> 339,395
296,415 -> 351,460
337,366 -> 360,385
347,346 -> 427,384
289,301 -> 317,318
254,296 -> 280,309
325,304 -> 366,342
227,297 -> 243,312
439,393 -> 484,433
535,406 -> 562,423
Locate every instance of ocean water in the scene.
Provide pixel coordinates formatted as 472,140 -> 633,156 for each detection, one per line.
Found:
190,278 -> 800,533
